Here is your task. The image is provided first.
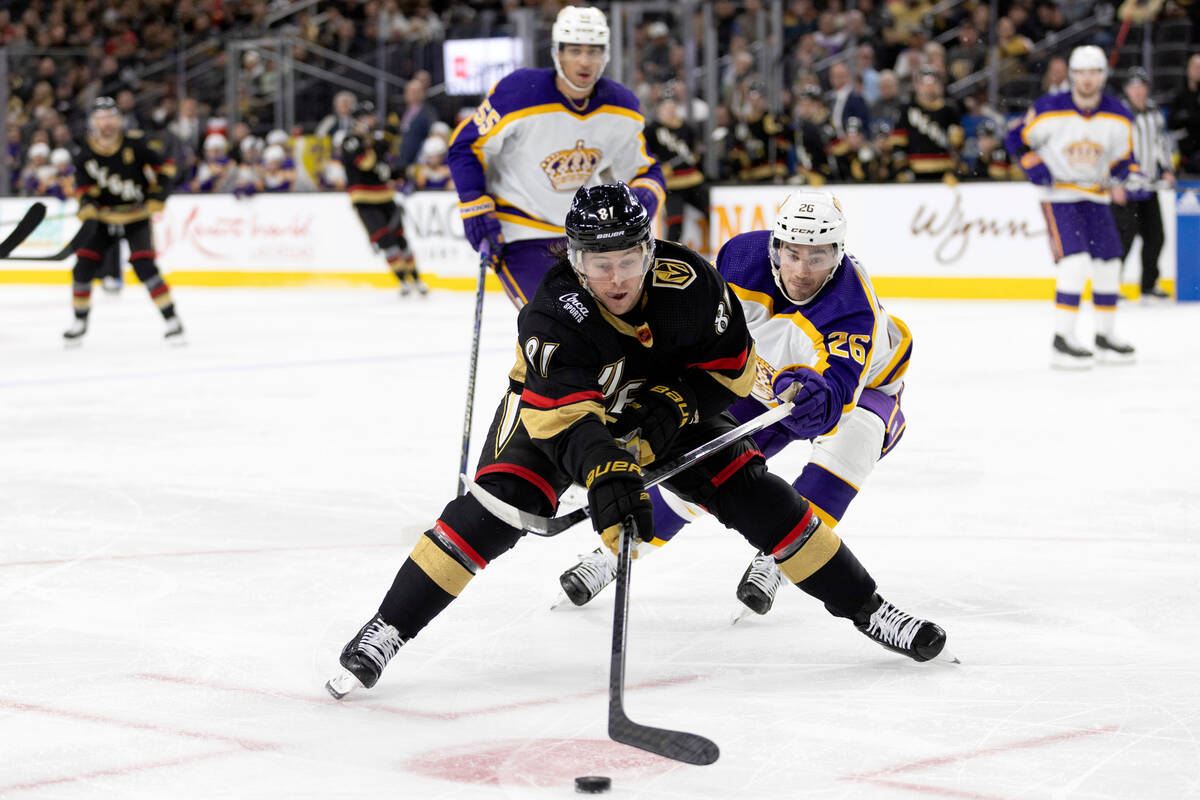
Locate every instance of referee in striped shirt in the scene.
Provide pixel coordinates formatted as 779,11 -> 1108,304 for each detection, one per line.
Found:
1113,67 -> 1175,300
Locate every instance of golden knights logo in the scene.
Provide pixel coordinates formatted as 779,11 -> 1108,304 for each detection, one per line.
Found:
1063,138 -> 1104,168
651,258 -> 696,289
540,139 -> 601,191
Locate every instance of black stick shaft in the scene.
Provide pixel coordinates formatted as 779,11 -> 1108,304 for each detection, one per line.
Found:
457,250 -> 489,495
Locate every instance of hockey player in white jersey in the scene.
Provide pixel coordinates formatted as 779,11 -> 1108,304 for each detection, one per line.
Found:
447,5 -> 665,307
558,192 -> 914,618
1005,45 -> 1141,368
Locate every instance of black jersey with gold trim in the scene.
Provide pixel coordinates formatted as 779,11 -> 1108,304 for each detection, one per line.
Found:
341,131 -> 394,204
74,131 -> 174,223
510,238 -> 756,486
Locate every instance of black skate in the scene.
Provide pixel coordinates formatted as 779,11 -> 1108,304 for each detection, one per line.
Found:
1050,334 -> 1094,370
164,317 -> 185,344
63,318 -> 87,343
853,593 -> 946,662
735,552 -> 786,615
1094,334 -> 1135,365
559,547 -> 617,606
326,613 -> 406,698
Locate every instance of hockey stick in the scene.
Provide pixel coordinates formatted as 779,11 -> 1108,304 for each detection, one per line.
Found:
462,400 -> 796,535
608,515 -> 719,765
456,247 -> 491,495
0,202 -> 47,258
0,218 -> 97,261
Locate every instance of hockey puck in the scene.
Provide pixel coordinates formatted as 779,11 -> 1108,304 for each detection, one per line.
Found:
574,775 -> 612,793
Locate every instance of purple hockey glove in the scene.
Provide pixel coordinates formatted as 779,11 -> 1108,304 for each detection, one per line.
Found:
773,367 -> 840,440
1019,153 -> 1052,187
630,185 -> 661,219
459,194 -> 504,256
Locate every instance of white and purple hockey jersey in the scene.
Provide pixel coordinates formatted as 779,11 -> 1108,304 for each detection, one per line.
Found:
1006,91 -> 1139,204
447,68 -> 665,243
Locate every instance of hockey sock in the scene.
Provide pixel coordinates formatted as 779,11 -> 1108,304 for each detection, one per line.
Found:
1091,258 -> 1121,336
72,281 -> 92,319
1054,252 -> 1088,337
142,274 -> 177,318
771,509 -> 876,617
792,463 -> 855,528
378,521 -> 486,639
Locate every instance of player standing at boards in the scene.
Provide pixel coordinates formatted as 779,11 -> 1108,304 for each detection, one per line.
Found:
64,97 -> 183,344
325,183 -> 948,699
558,192 -> 913,619
341,100 -> 428,297
1005,45 -> 1141,369
447,5 -> 665,307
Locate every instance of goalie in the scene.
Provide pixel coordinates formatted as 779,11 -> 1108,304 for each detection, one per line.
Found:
326,183 -> 948,699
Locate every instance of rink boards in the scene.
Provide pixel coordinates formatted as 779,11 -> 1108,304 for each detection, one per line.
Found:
0,183 -> 1187,299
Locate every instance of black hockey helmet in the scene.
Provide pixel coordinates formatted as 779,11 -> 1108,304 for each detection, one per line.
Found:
91,96 -> 119,115
565,182 -> 655,294
565,183 -> 652,254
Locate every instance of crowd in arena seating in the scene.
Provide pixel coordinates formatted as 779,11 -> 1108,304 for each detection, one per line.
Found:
5,0 -> 1200,199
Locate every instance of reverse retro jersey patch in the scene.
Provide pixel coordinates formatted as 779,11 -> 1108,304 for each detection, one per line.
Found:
651,258 -> 696,289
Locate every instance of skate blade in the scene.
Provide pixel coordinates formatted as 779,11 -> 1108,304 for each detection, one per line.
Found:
325,669 -> 362,699
932,647 -> 962,665
729,605 -> 754,626
549,590 -> 574,611
165,336 -> 188,348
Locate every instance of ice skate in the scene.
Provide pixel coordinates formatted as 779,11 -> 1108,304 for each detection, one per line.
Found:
399,280 -> 412,297
326,613 -> 406,698
735,552 -> 786,615
1050,334 -> 1094,370
101,276 -> 123,293
558,547 -> 617,607
852,593 -> 947,662
1094,334 -> 1135,365
1140,285 -> 1170,303
412,276 -> 430,296
63,318 -> 87,344
163,316 -> 186,344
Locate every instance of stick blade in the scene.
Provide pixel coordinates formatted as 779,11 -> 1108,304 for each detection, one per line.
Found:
609,715 -> 720,765
0,202 -> 46,257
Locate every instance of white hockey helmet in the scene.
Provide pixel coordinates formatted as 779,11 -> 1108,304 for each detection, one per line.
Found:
552,6 -> 610,92
1068,45 -> 1107,75
203,133 -> 228,154
769,191 -> 847,304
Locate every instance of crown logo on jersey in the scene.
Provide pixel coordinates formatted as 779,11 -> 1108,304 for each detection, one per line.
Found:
1062,138 -> 1105,168
540,139 -> 602,191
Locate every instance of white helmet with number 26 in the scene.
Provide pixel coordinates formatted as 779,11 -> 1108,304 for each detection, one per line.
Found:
769,191 -> 847,302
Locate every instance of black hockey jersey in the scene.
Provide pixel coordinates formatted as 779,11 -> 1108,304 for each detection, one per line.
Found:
645,120 -> 705,190
341,131 -> 394,204
74,131 -> 175,224
892,100 -> 964,181
510,239 -> 756,486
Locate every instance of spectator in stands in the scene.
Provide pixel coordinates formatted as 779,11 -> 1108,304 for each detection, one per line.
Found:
1040,56 -> 1069,94
316,91 -> 357,139
791,85 -> 835,185
398,79 -> 436,171
965,118 -> 1020,180
412,136 -> 453,190
992,16 -> 1035,83
828,61 -> 872,137
45,148 -> 76,199
814,11 -> 848,57
871,69 -> 906,126
191,133 -> 234,193
948,19 -> 986,82
260,145 -> 295,192
856,44 -> 882,104
923,41 -> 948,81
893,68 -> 964,183
784,0 -> 820,49
829,116 -> 882,181
1036,2 -> 1068,36
1170,53 -> 1200,174
19,141 -> 52,196
116,90 -> 144,132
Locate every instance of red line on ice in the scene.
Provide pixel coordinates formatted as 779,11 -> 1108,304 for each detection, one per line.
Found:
133,671 -> 704,720
0,749 -> 244,795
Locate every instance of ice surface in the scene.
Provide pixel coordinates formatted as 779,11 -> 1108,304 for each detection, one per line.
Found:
2,285 -> 1198,798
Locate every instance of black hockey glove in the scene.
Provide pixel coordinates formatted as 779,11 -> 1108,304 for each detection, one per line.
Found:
584,450 -> 655,554
609,381 -> 697,465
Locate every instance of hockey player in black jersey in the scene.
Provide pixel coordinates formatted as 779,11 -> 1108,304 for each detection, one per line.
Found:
327,183 -> 949,698
64,97 -> 183,343
341,100 -> 428,296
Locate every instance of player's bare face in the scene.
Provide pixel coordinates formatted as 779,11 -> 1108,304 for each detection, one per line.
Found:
557,44 -> 606,94
777,242 -> 836,302
92,110 -> 121,140
579,245 -> 646,315
1071,68 -> 1104,102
